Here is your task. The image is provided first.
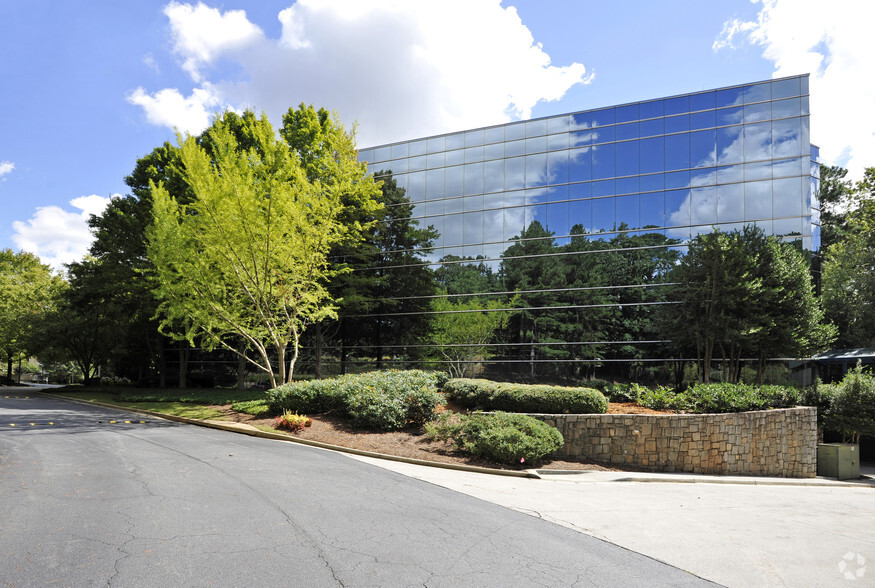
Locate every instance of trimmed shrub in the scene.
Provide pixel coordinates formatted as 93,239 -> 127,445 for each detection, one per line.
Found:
444,378 -> 608,414
268,370 -> 445,431
267,378 -> 349,414
426,411 -> 563,465
637,382 -> 802,413
230,399 -> 272,417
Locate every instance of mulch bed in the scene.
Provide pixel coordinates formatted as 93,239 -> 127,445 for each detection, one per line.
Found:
217,402 -> 674,472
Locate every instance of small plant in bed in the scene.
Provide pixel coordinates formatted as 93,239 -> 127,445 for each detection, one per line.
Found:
274,410 -> 312,432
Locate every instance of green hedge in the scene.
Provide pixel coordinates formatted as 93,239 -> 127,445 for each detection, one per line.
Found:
637,382 -> 802,413
266,370 -> 445,431
444,378 -> 608,414
425,411 -> 563,465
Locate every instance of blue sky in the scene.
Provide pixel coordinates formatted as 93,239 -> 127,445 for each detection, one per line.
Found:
1,0 -> 872,270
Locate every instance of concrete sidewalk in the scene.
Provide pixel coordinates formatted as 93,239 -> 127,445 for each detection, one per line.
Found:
348,454 -> 875,587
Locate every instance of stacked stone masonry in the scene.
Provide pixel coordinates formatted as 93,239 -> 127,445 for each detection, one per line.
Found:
531,407 -> 817,478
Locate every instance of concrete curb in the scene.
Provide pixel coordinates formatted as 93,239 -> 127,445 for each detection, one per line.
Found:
38,392 -> 541,480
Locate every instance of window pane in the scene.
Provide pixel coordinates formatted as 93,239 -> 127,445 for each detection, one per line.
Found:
408,140 -> 427,156
616,122 -> 639,140
427,151 -> 445,168
665,170 -> 690,190
407,171 -> 426,201
640,137 -> 665,174
592,125 -> 615,143
665,189 -> 692,230
716,164 -> 743,184
690,91 -> 716,112
484,142 -> 503,160
569,147 -> 592,182
465,129 -> 485,147
426,168 -> 444,199
690,187 -> 717,226
568,198 -> 592,234
547,150 -> 569,185
445,149 -> 464,166
640,118 -> 664,137
546,201 -> 570,236
374,146 -> 391,162
716,87 -> 744,108
772,117 -> 802,158
616,176 -> 639,195
390,158 -> 409,173
717,126 -> 744,165
744,82 -> 771,104
445,165 -> 464,197
483,159 -> 504,193
505,122 -> 525,141
592,143 -> 616,179
592,198 -> 616,233
592,107 -> 615,127
615,103 -> 639,123
744,180 -> 772,220
717,183 -> 744,223
505,139 -> 526,157
484,126 -> 504,144
772,97 -> 801,119
717,107 -> 744,126
463,162 -> 484,196
616,140 -> 639,176
593,179 -> 615,197
640,99 -> 664,119
744,160 -> 772,182
690,129 -> 716,168
640,191 -> 665,228
409,155 -> 427,171
772,77 -> 801,100
744,102 -> 771,123
570,112 -> 591,131
547,132 -> 569,151
505,157 -> 525,191
525,153 -> 547,187
426,136 -> 445,152
665,114 -> 690,134
664,95 -> 690,115
525,119 -> 547,137
526,136 -> 547,154
465,145 -> 485,163
690,110 -> 716,131
773,177 -> 804,217
744,122 -> 772,161
640,172 -> 664,192
547,115 -> 572,135
390,143 -> 409,159
616,194 -> 639,229
690,168 -> 716,187
665,134 -> 690,171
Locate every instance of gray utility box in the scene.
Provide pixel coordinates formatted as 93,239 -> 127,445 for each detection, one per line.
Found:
817,443 -> 860,480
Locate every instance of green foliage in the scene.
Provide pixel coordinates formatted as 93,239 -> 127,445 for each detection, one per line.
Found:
146,109 -> 381,387
0,250 -> 62,381
117,388 -> 266,404
636,382 -> 802,413
444,378 -> 608,414
825,366 -> 875,444
230,399 -> 272,417
425,411 -> 563,465
429,295 -> 511,378
822,169 -> 875,348
267,370 -> 445,430
662,226 -> 834,384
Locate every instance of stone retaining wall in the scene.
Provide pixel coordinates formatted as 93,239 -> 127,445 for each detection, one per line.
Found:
531,407 -> 817,477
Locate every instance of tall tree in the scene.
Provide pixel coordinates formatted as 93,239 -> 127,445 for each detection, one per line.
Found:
429,294 -> 509,378
822,167 -> 875,348
818,164 -> 854,252
0,250 -> 60,382
147,110 -> 380,387
664,226 -> 834,383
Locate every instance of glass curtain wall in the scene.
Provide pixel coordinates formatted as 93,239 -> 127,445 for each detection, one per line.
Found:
335,74 -> 817,381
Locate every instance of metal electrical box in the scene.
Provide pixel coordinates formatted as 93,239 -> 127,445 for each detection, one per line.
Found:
817,443 -> 860,480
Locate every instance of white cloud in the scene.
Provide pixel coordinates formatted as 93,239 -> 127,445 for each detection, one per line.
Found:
127,85 -> 221,136
0,161 -> 14,178
11,194 -> 115,271
714,0 -> 875,180
130,0 -> 592,146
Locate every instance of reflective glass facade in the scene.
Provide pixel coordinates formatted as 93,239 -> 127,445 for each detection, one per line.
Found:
347,75 -> 819,379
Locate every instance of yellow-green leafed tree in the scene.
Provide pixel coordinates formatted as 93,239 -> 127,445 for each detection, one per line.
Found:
146,110 -> 380,387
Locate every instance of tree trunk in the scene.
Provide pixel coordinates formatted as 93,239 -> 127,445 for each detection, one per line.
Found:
236,344 -> 246,390
178,344 -> 188,389
5,352 -> 12,382
314,323 -> 323,379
